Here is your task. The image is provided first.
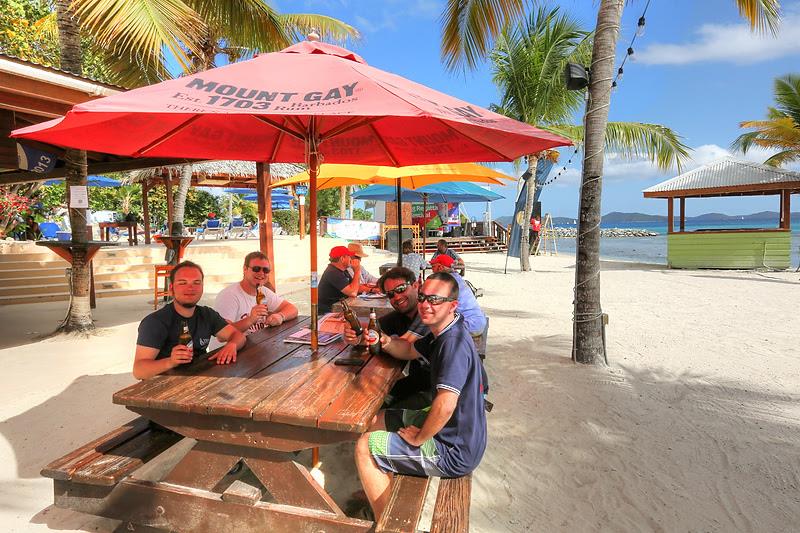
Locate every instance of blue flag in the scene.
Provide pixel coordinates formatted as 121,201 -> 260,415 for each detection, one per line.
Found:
507,159 -> 554,258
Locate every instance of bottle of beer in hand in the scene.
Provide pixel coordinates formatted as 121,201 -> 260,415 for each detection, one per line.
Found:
178,320 -> 193,351
340,298 -> 363,337
366,308 -> 380,355
256,283 -> 264,305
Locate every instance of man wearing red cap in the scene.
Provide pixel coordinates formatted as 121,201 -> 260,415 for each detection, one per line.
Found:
318,245 -> 362,315
429,254 -> 486,335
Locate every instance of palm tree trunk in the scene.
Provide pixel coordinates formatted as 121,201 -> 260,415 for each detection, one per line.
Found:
172,165 -> 192,235
573,0 -> 624,364
519,155 -> 538,271
56,0 -> 93,333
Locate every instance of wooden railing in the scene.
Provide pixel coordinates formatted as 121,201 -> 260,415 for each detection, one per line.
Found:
491,220 -> 510,245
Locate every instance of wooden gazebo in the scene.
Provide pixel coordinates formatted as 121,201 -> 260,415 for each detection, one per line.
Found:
643,157 -> 798,269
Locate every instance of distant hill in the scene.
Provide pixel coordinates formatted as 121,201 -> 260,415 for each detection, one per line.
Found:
493,211 -> 799,226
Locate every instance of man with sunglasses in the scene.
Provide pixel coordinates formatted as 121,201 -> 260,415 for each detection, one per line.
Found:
213,252 -> 298,344
354,272 -> 488,521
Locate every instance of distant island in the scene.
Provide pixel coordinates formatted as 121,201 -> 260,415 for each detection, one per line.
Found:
494,211 -> 799,226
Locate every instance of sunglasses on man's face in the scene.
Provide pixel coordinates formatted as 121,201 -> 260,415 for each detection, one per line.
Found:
384,282 -> 410,298
417,292 -> 456,305
249,265 -> 271,273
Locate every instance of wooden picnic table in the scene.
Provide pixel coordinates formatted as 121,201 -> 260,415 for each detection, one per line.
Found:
90,316 -> 404,532
98,221 -> 138,246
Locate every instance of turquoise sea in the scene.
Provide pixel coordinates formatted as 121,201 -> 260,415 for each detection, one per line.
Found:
552,220 -> 800,268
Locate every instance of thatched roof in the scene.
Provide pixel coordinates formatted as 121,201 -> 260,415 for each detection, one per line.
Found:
128,161 -> 305,188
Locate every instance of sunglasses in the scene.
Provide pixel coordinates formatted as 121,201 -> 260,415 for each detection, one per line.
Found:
417,292 -> 456,305
249,265 -> 271,273
384,282 -> 410,298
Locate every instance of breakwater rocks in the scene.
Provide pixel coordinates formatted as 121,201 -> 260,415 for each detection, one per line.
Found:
552,227 -> 659,238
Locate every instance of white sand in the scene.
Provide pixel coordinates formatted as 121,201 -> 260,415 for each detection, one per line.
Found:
0,240 -> 798,532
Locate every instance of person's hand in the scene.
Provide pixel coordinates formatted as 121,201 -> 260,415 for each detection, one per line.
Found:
248,304 -> 269,324
169,344 -> 193,366
379,333 -> 392,350
397,425 -> 423,447
343,324 -> 361,345
265,312 -> 283,327
209,342 -> 237,365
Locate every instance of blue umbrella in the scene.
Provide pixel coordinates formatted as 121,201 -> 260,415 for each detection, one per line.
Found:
44,175 -> 121,187
243,192 -> 294,203
352,181 -> 504,203
225,187 -> 290,195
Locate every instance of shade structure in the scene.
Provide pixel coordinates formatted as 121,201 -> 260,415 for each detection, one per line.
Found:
12,37 -> 572,350
225,187 -> 290,195
352,182 -> 504,203
243,192 -> 293,202
44,175 -> 120,187
271,162 -> 515,190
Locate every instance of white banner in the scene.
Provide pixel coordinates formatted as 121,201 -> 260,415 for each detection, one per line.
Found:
326,218 -> 380,240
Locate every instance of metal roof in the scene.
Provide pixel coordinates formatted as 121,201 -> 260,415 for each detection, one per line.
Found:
643,157 -> 800,197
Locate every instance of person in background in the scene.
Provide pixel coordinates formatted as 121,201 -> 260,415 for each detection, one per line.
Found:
134,261 -> 246,380
318,245 -> 361,314
431,239 -> 465,272
346,242 -> 380,293
530,215 -> 542,254
400,240 -> 427,279
212,252 -> 298,348
429,254 -> 486,336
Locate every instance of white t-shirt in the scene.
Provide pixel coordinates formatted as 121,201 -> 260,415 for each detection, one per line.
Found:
210,282 -> 284,349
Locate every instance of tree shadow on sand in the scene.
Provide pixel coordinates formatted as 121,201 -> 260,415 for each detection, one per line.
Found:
475,334 -> 800,532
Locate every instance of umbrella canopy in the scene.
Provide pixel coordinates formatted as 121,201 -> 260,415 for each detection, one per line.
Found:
243,192 -> 293,202
271,162 -> 515,190
352,182 -> 504,203
12,37 -> 571,350
44,175 -> 120,187
225,187 -> 290,195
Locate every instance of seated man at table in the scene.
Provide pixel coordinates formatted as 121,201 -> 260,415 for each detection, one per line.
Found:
429,254 -> 486,336
343,267 -> 431,408
318,245 -> 361,315
400,239 -> 427,279
354,273 -> 488,521
134,261 -> 246,380
431,238 -> 464,271
212,251 -> 298,346
345,242 -> 380,294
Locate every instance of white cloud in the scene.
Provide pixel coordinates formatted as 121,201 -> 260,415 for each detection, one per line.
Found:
637,12 -> 800,65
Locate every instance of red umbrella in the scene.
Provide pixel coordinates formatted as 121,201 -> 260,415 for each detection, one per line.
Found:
13,37 -> 572,349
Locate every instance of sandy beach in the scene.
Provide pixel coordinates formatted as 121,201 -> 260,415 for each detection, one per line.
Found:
0,238 -> 798,532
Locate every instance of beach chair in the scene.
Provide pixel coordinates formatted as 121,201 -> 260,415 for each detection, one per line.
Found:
243,222 -> 257,239
199,218 -> 224,239
228,217 -> 246,238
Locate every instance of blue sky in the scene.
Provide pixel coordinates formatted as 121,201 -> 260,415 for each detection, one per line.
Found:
267,0 -> 800,219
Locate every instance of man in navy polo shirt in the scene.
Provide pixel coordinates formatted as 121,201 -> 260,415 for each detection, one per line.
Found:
318,245 -> 361,314
354,272 -> 488,521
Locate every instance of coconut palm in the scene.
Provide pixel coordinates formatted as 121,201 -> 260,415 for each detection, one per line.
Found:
732,74 -> 800,166
491,7 -> 690,270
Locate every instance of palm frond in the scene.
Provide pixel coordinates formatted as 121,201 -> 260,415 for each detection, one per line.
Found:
762,149 -> 800,166
278,14 -> 361,46
189,0 -> 287,52
735,0 -> 781,35
441,0 -> 527,72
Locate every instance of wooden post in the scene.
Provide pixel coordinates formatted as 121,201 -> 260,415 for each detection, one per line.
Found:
667,198 -> 674,234
309,150 -> 319,351
299,195 -> 306,240
679,197 -> 685,233
256,162 -> 276,292
164,176 -> 174,231
780,190 -> 791,229
142,182 -> 151,244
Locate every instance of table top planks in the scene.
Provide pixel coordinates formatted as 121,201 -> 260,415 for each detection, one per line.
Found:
113,317 -> 405,434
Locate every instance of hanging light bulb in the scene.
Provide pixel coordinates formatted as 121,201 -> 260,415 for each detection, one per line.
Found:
611,81 -> 618,93
617,67 -> 624,81
636,16 -> 646,37
627,47 -> 635,62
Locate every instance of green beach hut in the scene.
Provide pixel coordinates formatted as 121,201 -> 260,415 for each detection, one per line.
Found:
643,158 -> 798,269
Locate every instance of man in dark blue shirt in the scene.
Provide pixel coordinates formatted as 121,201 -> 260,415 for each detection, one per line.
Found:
317,245 -> 361,315
354,272 -> 487,521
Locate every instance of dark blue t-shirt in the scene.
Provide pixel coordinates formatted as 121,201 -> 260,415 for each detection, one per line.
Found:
137,304 -> 228,359
318,263 -> 352,315
414,314 -> 487,477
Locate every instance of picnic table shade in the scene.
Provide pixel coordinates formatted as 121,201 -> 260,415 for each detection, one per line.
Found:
44,175 -> 121,187
12,37 -> 571,349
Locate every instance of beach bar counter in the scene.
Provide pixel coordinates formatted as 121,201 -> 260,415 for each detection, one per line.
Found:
644,158 -> 798,269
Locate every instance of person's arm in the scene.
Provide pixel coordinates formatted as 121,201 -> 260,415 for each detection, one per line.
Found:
265,299 -> 298,326
340,266 -> 361,297
133,344 -> 191,380
397,389 -> 458,446
379,333 -> 422,361
208,324 -> 246,364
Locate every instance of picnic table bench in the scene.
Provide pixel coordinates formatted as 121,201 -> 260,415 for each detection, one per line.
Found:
377,473 -> 472,533
40,316 -> 406,532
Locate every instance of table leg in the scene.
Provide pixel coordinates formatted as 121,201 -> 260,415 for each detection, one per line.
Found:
90,261 -> 96,309
162,441 -> 240,491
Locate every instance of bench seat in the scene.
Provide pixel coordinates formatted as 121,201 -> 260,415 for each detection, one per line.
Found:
376,474 -> 430,533
430,474 -> 472,533
41,417 -> 182,486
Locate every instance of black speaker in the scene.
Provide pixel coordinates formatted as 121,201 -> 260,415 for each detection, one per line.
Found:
532,201 -> 542,218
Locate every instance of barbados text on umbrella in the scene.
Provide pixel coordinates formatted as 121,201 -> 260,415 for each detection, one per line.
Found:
12,37 -> 571,349
270,162 -> 515,266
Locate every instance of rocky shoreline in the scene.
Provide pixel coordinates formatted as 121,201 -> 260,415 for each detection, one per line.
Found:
551,227 -> 659,238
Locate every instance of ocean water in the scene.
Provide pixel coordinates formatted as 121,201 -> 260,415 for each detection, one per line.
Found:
551,221 -> 800,267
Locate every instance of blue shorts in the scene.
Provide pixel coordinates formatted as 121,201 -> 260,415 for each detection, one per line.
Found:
367,408 -> 445,477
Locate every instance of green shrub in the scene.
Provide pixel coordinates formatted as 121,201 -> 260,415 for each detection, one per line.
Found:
272,209 -> 299,234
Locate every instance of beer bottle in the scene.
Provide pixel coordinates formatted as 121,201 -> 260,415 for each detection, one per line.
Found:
340,298 -> 363,337
255,283 -> 264,305
366,308 -> 380,355
178,320 -> 192,348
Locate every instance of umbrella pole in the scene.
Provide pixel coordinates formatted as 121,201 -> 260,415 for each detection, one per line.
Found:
422,194 -> 427,263
309,148 -> 319,351
397,180 -> 403,267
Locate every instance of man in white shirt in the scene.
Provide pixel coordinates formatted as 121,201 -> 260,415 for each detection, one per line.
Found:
213,252 -> 298,344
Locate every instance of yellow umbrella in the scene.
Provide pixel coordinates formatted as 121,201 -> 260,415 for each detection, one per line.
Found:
273,163 -> 515,267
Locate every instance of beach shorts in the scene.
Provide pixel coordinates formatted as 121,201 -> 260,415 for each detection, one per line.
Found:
368,408 -> 445,477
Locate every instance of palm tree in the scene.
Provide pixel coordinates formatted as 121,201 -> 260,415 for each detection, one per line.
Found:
491,7 -> 689,270
442,0 -> 783,363
732,74 -> 800,166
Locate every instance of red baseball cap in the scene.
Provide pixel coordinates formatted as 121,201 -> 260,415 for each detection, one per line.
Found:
329,245 -> 355,259
430,254 -> 454,267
